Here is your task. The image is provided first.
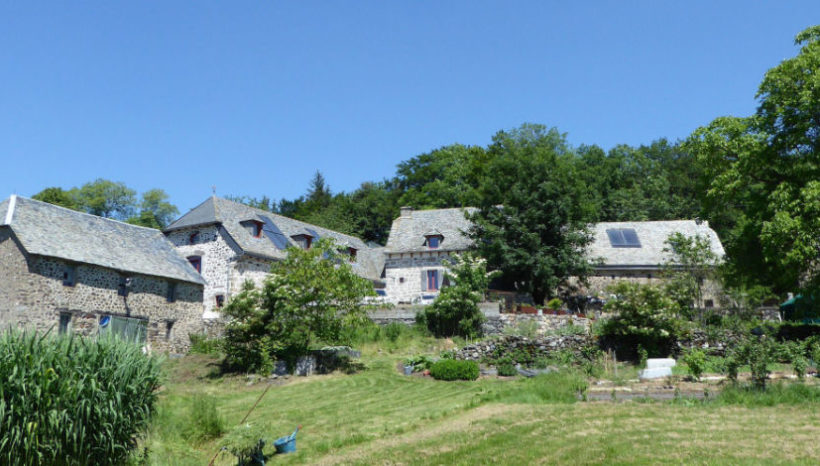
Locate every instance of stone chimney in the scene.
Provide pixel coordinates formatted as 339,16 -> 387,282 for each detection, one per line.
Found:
400,206 -> 413,218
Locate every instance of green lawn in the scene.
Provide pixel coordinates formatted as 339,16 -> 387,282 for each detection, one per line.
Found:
143,340 -> 820,465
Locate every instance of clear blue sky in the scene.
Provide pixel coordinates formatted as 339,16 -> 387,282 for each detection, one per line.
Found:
2,1 -> 817,213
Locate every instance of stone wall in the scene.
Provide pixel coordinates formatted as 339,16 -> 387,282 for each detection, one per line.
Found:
383,250 -> 457,303
166,225 -> 242,317
580,270 -> 724,308
482,313 -> 591,336
0,228 -> 203,353
455,334 -> 593,363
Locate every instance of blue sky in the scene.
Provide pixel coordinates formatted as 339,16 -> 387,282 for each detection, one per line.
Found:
1,2 -> 817,213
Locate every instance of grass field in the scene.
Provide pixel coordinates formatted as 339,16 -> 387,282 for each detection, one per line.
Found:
142,337 -> 820,465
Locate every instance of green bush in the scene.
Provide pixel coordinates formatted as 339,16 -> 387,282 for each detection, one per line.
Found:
682,348 -> 707,381
0,330 -> 162,465
429,359 -> 479,381
188,333 -> 222,355
496,358 -> 518,377
184,394 -> 226,443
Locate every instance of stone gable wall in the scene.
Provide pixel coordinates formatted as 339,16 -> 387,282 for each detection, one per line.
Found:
0,228 -> 203,353
166,225 -> 240,317
384,250 -> 455,303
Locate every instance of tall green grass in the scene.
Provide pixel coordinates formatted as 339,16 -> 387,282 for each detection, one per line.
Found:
0,330 -> 162,465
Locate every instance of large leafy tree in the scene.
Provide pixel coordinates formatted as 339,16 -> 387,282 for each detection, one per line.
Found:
31,187 -> 80,210
686,25 -> 820,295
468,124 -> 595,304
126,189 -> 179,229
221,238 -> 374,373
72,179 -> 137,220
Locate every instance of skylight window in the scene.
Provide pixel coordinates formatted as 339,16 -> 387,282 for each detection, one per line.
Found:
606,228 -> 641,248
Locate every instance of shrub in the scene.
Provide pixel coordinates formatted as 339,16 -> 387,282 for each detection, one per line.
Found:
683,348 -> 707,381
383,323 -> 405,342
0,330 -> 161,465
189,333 -> 222,355
599,282 -> 685,360
404,355 -> 435,372
430,359 -> 480,381
495,357 -> 518,376
546,298 -> 563,310
184,394 -> 226,443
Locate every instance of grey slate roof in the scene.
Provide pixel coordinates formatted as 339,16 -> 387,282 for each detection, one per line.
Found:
385,207 -> 477,254
165,197 -> 385,281
0,196 -> 206,285
384,207 -> 725,268
587,220 -> 725,268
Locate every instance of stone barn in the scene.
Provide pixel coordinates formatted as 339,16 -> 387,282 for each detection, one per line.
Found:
0,195 -> 205,353
163,196 -> 385,318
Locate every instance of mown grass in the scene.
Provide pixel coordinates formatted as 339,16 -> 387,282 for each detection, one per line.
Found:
142,335 -> 820,465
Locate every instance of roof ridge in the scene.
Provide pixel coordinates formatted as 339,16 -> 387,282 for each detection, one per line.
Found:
13,196 -> 164,233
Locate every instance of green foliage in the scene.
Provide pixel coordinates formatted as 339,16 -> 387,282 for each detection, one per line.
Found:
220,424 -> 270,466
546,298 -> 563,310
188,333 -> 222,355
429,359 -> 479,381
482,371 -> 588,404
221,238 -> 374,373
682,348 -> 707,381
495,358 -> 518,376
716,382 -> 820,406
404,355 -> 435,372
637,345 -> 648,369
502,319 -> 539,338
726,336 -> 778,389
662,232 -> 720,318
686,25 -> 820,295
127,189 -> 179,229
184,395 -> 226,443
599,282 -> 684,359
31,187 -> 80,210
0,330 -> 161,465
396,144 -> 491,209
424,253 -> 496,338
468,124 -> 594,305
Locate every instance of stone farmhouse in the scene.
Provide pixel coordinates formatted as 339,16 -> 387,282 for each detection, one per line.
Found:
163,196 -> 385,318
383,207 -> 725,306
0,196 -> 205,353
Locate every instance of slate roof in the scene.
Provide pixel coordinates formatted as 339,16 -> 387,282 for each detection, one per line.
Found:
385,207 -> 477,254
587,220 -> 725,268
165,197 -> 385,281
384,208 -> 725,268
0,196 -> 206,285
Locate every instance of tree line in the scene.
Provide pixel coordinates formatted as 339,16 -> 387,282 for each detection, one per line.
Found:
32,25 -> 820,305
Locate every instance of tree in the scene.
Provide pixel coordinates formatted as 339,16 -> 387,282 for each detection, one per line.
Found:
422,253 -> 499,338
72,179 -> 137,220
468,124 -> 595,304
662,232 -> 720,319
221,238 -> 374,373
127,189 -> 179,229
685,25 -> 820,296
31,187 -> 80,210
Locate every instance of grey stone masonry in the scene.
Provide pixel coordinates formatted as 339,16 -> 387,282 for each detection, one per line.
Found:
0,227 -> 203,353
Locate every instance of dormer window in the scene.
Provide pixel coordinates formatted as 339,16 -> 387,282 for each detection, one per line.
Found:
291,234 -> 313,250
241,220 -> 265,238
189,231 -> 200,245
426,235 -> 442,249
62,264 -> 77,287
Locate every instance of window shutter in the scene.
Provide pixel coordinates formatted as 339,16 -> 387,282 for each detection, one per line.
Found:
436,270 -> 442,289
420,270 -> 427,291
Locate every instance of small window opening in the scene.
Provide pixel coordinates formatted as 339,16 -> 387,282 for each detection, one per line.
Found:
188,256 -> 202,274
215,294 -> 225,308
189,231 -> 200,245
118,276 -> 131,297
63,264 -> 77,287
165,321 -> 174,341
427,236 -> 441,249
348,247 -> 357,261
399,277 -> 405,284
705,299 -> 714,308
59,312 -> 72,334
427,270 -> 439,291
166,282 -> 177,303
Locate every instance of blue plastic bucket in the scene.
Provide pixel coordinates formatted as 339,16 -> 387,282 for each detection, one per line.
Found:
274,427 -> 299,454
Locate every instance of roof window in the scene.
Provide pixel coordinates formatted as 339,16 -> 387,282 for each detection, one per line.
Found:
606,228 -> 641,248
426,235 -> 442,249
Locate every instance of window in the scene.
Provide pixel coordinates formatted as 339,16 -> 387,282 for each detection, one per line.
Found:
165,321 -> 174,340
242,220 -> 264,238
215,294 -> 225,308
427,236 -> 441,249
291,234 -> 313,250
705,299 -> 714,308
98,315 -> 147,344
189,231 -> 200,245
62,264 -> 76,287
348,247 -> 357,261
606,228 -> 641,248
427,270 -> 439,291
399,277 -> 405,284
188,256 -> 202,274
59,312 -> 72,334
117,276 -> 131,297
166,282 -> 177,303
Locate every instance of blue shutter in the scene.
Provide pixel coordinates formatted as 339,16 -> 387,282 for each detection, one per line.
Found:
421,270 -> 427,291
